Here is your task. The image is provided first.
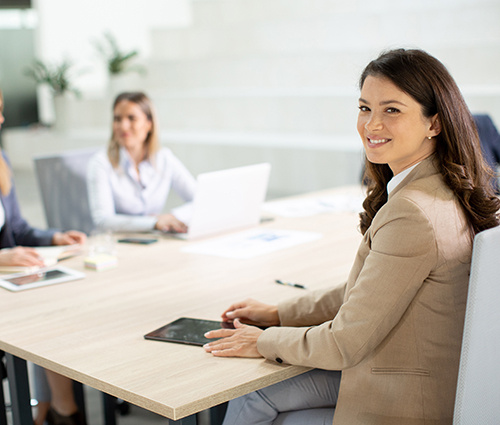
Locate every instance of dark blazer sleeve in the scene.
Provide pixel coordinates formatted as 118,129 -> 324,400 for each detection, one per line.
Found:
473,114 -> 500,192
473,114 -> 500,165
0,153 -> 55,249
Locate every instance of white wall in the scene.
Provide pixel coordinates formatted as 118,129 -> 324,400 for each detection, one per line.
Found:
5,0 -> 500,197
31,0 -> 500,129
145,0 -> 500,132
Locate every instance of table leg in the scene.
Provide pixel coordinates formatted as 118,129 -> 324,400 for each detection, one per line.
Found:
209,403 -> 228,425
72,381 -> 87,424
168,414 -> 197,424
102,393 -> 117,425
5,354 -> 32,425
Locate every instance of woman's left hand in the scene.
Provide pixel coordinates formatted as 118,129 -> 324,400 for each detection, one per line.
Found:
52,230 -> 87,246
203,319 -> 264,358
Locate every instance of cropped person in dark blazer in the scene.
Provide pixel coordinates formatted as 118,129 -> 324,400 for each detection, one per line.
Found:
0,89 -> 87,425
0,153 -> 82,254
473,114 -> 500,192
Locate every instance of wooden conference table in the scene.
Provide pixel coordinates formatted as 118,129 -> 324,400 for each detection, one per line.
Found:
0,186 -> 364,424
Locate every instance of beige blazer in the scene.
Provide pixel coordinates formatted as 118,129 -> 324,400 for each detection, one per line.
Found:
258,156 -> 471,425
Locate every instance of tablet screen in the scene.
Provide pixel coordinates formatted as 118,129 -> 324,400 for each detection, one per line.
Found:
5,269 -> 67,286
0,266 -> 86,292
144,317 -> 235,346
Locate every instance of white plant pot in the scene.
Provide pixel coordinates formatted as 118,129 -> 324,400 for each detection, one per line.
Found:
52,94 -> 71,133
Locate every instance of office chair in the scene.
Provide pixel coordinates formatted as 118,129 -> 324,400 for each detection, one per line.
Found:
453,225 -> 500,424
33,148 -> 98,235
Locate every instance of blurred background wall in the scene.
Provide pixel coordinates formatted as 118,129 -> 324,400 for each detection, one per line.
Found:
1,0 -> 499,198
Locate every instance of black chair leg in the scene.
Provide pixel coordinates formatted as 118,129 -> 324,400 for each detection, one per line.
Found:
115,399 -> 130,416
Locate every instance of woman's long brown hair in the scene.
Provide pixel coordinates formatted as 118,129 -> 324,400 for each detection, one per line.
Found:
359,49 -> 500,237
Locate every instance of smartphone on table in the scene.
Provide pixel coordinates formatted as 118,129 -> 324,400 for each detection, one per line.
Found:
117,238 -> 158,245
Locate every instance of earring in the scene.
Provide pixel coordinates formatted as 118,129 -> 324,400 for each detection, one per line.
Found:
428,136 -> 432,140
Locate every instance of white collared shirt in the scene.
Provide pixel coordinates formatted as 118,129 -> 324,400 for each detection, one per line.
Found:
87,147 -> 196,232
387,163 -> 420,195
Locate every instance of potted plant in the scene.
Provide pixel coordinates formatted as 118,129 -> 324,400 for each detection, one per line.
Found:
24,59 -> 82,98
24,59 -> 83,131
93,32 -> 146,96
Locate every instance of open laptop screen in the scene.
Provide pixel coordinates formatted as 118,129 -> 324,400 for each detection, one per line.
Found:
173,163 -> 271,240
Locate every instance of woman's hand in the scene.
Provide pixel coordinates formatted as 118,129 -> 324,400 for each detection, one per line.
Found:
155,214 -> 188,233
52,230 -> 87,246
203,319 -> 264,358
0,247 -> 44,267
222,298 -> 280,327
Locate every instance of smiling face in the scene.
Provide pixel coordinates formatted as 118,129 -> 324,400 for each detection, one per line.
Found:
112,100 -> 152,155
357,75 -> 441,175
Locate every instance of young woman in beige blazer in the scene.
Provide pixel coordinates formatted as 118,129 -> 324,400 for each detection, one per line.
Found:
204,49 -> 500,425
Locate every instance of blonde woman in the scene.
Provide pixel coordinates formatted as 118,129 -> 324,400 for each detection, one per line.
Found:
87,91 -> 196,233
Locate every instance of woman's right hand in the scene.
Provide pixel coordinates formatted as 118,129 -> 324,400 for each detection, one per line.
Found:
222,298 -> 280,327
0,247 -> 45,267
155,214 -> 188,233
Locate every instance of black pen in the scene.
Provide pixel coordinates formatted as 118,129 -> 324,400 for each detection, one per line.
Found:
275,279 -> 307,289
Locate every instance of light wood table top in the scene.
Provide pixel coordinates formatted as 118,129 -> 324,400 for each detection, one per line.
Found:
0,186 -> 364,421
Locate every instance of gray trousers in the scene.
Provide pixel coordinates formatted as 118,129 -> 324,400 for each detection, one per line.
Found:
222,369 -> 341,425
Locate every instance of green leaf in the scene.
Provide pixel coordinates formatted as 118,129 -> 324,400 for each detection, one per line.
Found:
93,31 -> 146,76
24,59 -> 84,97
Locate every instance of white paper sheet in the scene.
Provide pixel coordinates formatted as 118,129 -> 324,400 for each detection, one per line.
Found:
181,228 -> 322,259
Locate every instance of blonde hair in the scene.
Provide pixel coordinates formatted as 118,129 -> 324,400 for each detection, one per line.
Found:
107,92 -> 159,168
0,89 -> 12,196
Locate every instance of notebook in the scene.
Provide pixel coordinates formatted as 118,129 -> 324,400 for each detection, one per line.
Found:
172,163 -> 271,240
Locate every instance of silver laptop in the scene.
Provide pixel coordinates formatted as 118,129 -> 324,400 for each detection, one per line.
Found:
172,163 -> 271,240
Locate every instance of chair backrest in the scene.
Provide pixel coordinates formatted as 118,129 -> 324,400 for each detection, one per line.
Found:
453,225 -> 500,424
33,148 -> 98,235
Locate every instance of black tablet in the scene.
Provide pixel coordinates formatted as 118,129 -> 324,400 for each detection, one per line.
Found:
144,317 -> 234,346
